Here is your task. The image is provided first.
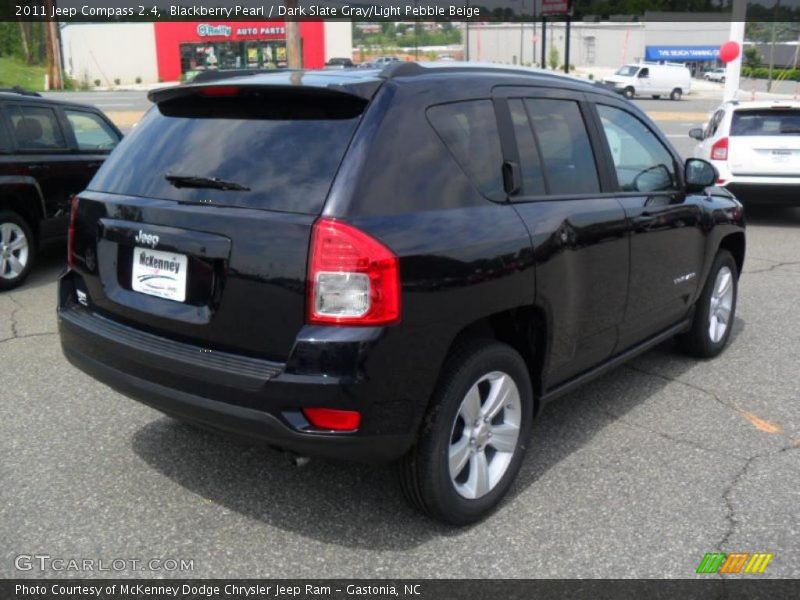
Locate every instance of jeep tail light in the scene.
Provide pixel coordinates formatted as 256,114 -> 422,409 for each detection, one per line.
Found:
67,195 -> 79,269
308,218 -> 400,326
711,137 -> 728,161
302,408 -> 361,431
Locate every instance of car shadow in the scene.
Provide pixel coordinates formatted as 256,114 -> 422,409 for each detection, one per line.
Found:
131,318 -> 745,550
11,244 -> 65,293
742,205 -> 800,228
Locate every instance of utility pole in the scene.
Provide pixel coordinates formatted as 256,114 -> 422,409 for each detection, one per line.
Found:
724,0 -> 746,102
541,17 -> 547,68
284,0 -> 302,68
766,0 -> 780,92
564,13 -> 571,73
43,0 -> 63,89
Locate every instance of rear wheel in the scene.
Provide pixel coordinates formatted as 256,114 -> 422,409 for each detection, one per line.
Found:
398,340 -> 533,525
678,250 -> 738,358
623,87 -> 635,99
0,210 -> 35,291
670,88 -> 683,101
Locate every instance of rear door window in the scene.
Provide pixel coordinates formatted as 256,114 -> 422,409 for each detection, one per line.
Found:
427,100 -> 504,198
731,109 -> 800,136
507,99 -> 546,196
524,98 -> 600,195
65,110 -> 120,151
89,90 -> 366,214
7,104 -> 67,151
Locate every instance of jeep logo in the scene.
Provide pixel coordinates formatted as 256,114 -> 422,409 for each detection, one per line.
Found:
134,230 -> 159,248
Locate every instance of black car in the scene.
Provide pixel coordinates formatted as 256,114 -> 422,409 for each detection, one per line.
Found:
58,64 -> 745,524
0,90 -> 122,289
325,57 -> 355,69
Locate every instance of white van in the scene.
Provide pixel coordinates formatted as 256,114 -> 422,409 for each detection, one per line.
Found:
603,62 -> 692,101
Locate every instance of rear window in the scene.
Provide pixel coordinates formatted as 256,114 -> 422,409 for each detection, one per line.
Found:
730,109 -> 800,136
89,89 -> 365,214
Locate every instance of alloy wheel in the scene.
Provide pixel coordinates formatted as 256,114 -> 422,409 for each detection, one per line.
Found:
708,266 -> 734,343
0,222 -> 29,280
448,371 -> 522,500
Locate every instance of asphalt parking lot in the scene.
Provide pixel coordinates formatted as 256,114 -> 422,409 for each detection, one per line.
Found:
2,94 -> 799,578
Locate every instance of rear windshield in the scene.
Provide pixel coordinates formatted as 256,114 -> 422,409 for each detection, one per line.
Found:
89,89 -> 365,214
730,109 -> 800,137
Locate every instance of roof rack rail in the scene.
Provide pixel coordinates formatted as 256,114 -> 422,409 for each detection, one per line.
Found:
377,61 -> 611,91
0,86 -> 42,97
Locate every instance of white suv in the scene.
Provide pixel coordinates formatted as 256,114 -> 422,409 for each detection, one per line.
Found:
704,68 -> 726,83
690,100 -> 800,204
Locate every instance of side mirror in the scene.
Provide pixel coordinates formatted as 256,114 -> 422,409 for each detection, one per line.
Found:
685,158 -> 717,191
688,127 -> 704,141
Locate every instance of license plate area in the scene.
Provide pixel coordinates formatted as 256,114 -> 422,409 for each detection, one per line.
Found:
117,245 -> 217,307
131,247 -> 188,302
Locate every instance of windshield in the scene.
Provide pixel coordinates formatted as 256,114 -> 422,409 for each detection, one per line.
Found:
731,109 -> 800,136
615,66 -> 639,77
89,90 -> 365,214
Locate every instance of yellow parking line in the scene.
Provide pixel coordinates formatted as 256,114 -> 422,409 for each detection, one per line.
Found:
646,111 -> 708,122
106,110 -> 145,129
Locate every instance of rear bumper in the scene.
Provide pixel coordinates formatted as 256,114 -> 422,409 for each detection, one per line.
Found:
58,274 -> 417,463
723,180 -> 800,205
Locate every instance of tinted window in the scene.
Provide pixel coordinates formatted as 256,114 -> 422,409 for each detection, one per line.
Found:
597,105 -> 677,193
508,99 -> 545,196
90,92 -> 365,214
65,110 -> 119,151
427,100 -> 504,197
0,115 -> 10,153
8,105 -> 66,150
731,109 -> 800,136
525,99 -> 600,195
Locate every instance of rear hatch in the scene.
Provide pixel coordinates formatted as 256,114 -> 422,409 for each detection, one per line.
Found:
728,106 -> 800,176
70,82 -> 369,362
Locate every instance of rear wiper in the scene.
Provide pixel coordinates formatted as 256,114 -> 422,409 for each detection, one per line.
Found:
165,173 -> 250,191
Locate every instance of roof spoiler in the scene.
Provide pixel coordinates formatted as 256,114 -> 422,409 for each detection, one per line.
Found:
148,81 -> 376,105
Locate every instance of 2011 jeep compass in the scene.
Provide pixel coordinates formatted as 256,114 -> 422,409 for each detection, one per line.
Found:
59,63 -> 745,524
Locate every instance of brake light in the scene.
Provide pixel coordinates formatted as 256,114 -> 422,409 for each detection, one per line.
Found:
307,218 -> 400,326
711,137 -> 729,161
199,86 -> 240,97
67,195 -> 79,268
302,408 -> 361,431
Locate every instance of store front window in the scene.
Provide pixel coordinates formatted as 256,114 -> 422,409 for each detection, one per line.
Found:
180,41 -> 287,74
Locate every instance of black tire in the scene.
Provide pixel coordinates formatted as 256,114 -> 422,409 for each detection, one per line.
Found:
0,210 -> 36,291
398,339 -> 534,525
677,250 -> 738,358
670,88 -> 682,101
623,87 -> 635,99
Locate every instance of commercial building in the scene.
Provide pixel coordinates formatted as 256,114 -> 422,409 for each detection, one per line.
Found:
62,21 -> 352,85
465,20 -> 730,75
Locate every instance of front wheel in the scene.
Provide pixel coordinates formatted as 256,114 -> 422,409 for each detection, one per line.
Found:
0,210 -> 35,291
623,87 -> 635,99
678,250 -> 738,358
670,88 -> 683,101
398,340 -> 533,525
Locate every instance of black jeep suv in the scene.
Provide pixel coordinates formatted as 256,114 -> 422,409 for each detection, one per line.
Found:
58,64 -> 745,524
0,89 -> 122,289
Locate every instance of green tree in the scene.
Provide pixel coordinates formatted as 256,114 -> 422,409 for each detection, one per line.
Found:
743,46 -> 761,68
548,45 -> 560,70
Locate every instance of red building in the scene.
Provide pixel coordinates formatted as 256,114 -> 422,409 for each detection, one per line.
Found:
154,21 -> 328,81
